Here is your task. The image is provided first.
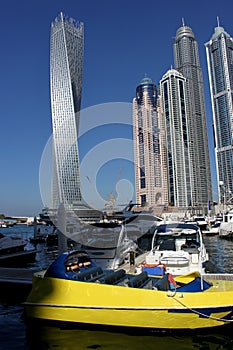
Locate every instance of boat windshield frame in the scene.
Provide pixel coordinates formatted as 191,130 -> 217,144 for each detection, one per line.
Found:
151,223 -> 201,251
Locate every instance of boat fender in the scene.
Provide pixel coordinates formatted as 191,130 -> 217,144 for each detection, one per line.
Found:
168,273 -> 177,288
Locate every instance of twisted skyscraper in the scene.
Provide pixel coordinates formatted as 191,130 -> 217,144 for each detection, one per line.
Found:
50,13 -> 83,210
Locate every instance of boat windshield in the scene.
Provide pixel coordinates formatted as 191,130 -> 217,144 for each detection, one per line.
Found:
152,225 -> 200,251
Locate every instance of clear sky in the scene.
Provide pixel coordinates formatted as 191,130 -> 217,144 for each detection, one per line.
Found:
1,0 -> 232,216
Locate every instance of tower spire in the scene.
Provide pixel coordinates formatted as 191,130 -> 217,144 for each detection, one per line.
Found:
217,16 -> 220,27
182,17 -> 185,26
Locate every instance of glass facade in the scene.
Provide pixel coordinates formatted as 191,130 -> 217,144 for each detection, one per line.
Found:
174,24 -> 212,209
133,77 -> 168,207
205,25 -> 233,201
50,13 -> 83,210
160,69 -> 192,208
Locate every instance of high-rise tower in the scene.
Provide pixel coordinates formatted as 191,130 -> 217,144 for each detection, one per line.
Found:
174,22 -> 212,210
160,69 -> 192,208
205,21 -> 233,203
50,13 -> 83,210
133,77 -> 168,207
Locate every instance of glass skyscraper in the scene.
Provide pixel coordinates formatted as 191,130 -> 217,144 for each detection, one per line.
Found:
174,23 -> 212,210
50,13 -> 83,210
205,23 -> 233,202
160,69 -> 192,208
133,77 -> 168,207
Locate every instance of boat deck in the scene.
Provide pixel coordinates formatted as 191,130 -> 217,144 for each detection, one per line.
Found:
120,251 -> 148,272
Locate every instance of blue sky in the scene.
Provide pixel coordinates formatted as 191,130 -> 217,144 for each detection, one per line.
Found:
1,0 -> 232,216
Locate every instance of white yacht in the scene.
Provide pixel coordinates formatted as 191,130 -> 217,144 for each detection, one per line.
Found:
143,222 -> 209,276
75,224 -> 137,270
219,209 -> 233,239
62,202 -> 163,270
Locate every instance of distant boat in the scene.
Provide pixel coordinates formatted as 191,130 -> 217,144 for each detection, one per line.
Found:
26,217 -> 35,226
203,221 -> 221,236
0,233 -> 37,266
0,233 -> 27,255
219,210 -> 233,239
193,216 -> 208,231
30,215 -> 58,245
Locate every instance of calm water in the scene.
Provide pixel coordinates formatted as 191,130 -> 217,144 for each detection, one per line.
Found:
0,225 -> 233,350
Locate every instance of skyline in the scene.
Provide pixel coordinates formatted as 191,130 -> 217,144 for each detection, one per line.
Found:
1,0 -> 232,216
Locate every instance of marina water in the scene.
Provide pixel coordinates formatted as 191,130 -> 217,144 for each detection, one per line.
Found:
0,225 -> 233,349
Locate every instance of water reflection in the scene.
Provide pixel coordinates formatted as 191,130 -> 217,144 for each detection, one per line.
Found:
203,235 -> 233,273
1,226 -> 233,349
1,308 -> 232,350
25,321 -> 233,349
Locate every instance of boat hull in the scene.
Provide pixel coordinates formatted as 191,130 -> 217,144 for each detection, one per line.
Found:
24,274 -> 233,330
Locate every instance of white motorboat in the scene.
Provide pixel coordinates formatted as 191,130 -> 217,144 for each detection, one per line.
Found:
203,221 -> 221,236
0,233 -> 27,255
219,209 -> 233,239
142,222 -> 209,276
66,206 -> 162,270
76,224 -> 137,270
193,216 -> 208,231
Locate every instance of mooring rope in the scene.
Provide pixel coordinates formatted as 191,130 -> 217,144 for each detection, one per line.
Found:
171,295 -> 233,323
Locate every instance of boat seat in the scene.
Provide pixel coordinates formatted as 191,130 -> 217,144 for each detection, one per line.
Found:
102,269 -> 127,285
128,271 -> 152,289
181,244 -> 199,254
74,266 -> 104,282
153,274 -> 171,291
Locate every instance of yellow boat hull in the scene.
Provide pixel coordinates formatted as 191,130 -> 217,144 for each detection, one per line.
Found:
24,273 -> 233,330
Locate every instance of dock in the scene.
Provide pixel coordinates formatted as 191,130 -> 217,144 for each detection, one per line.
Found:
0,267 -> 40,302
0,267 -> 36,284
0,249 -> 38,267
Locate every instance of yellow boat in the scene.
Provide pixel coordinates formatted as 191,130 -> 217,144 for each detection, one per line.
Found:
24,251 -> 233,330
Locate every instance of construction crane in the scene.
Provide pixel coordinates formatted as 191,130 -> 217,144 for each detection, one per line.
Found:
105,166 -> 123,211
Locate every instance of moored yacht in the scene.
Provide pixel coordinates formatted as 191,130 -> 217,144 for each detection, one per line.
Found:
142,222 -> 209,276
0,233 -> 27,254
219,209 -> 233,239
24,249 -> 233,330
76,224 -> 137,270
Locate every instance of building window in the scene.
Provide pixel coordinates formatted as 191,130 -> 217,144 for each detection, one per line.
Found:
140,178 -> 146,189
140,194 -> 147,206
